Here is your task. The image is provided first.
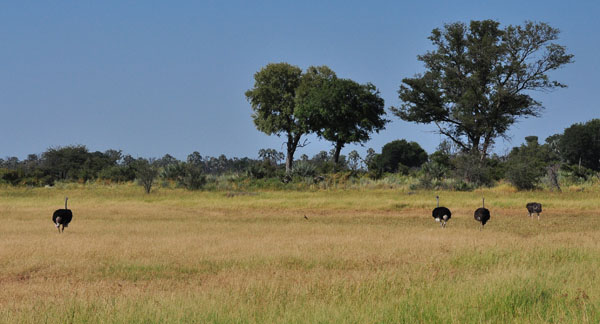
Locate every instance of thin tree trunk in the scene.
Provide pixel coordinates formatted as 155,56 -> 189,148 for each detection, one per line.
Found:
481,136 -> 492,161
333,141 -> 344,164
285,133 -> 302,174
547,163 -> 561,192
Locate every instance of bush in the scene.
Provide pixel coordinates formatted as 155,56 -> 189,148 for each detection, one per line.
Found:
421,161 -> 448,181
134,159 -> 159,194
451,153 -> 495,187
181,166 -> 207,190
505,159 -> 542,190
452,180 -> 474,191
559,119 -> 600,171
246,161 -> 278,179
98,165 -> 136,182
379,139 -> 428,173
292,161 -> 317,178
504,136 -> 551,190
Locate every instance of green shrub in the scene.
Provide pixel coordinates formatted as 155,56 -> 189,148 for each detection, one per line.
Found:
292,161 -> 317,178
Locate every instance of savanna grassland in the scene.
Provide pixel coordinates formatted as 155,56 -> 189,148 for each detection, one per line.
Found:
0,184 -> 599,323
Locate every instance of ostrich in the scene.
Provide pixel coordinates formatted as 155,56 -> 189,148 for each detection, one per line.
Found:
52,197 -> 73,233
526,202 -> 542,220
432,196 -> 451,228
474,197 -> 490,230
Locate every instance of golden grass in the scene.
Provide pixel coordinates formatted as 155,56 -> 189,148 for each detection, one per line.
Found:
0,184 -> 599,323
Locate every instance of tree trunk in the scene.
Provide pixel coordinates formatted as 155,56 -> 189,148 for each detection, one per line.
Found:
481,136 -> 492,161
333,141 -> 344,164
547,163 -> 561,192
285,133 -> 302,174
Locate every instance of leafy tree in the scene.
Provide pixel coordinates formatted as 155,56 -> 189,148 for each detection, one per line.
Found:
393,20 -> 573,158
505,136 -> 552,190
181,163 -> 206,190
303,78 -> 387,163
258,148 -> 285,167
451,152 -> 494,187
304,150 -> 333,174
347,150 -> 362,171
161,162 -> 187,181
163,161 -> 206,190
104,149 -> 123,164
364,148 -> 377,167
558,119 -> 600,171
42,145 -> 90,180
245,62 -> 306,173
134,158 -> 159,194
312,151 -> 330,164
80,151 -> 118,181
379,140 -> 428,173
187,151 -> 203,166
155,154 -> 179,168
1,157 -> 19,169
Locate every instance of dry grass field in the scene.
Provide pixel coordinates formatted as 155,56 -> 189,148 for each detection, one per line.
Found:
0,184 -> 599,323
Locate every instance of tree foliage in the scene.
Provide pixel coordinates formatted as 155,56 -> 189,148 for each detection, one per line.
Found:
297,74 -> 387,163
504,136 -> 553,190
246,63 -> 386,171
379,140 -> 428,173
245,63 -> 305,173
558,119 -> 600,171
258,148 -> 285,167
134,158 -> 159,194
393,20 -> 573,158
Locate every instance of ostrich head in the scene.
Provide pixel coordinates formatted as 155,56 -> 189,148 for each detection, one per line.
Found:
65,197 -> 69,209
436,195 -> 439,207
482,197 -> 485,208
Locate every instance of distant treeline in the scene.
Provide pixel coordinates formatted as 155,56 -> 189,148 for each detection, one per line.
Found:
1,119 -> 599,192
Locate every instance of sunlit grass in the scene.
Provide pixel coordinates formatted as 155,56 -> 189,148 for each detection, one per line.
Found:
0,184 -> 599,323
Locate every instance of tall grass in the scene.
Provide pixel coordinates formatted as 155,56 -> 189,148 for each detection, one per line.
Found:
0,184 -> 598,323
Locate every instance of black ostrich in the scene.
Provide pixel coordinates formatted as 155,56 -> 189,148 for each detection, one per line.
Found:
52,197 -> 73,233
526,202 -> 542,220
432,196 -> 451,228
474,197 -> 490,230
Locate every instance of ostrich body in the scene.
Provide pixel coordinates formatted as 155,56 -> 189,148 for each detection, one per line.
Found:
52,197 -> 73,233
474,197 -> 490,230
432,196 -> 451,228
526,202 -> 542,220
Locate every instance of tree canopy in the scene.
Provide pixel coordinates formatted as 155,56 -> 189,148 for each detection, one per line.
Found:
245,62 -> 305,173
558,119 -> 600,171
393,20 -> 573,158
505,136 -> 556,190
379,139 -> 428,173
246,63 -> 386,170
296,72 -> 387,163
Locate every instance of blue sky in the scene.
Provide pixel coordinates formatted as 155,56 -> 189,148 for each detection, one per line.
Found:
1,1 -> 598,160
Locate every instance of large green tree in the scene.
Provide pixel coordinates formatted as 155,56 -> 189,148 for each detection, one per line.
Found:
379,139 -> 428,173
245,63 -> 305,173
505,136 -> 555,190
297,74 -> 387,164
558,119 -> 600,171
393,20 -> 573,158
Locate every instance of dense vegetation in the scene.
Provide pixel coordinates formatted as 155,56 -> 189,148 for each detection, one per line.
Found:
1,118 -> 598,192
